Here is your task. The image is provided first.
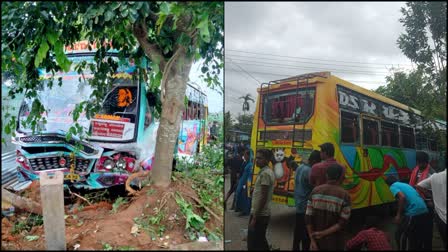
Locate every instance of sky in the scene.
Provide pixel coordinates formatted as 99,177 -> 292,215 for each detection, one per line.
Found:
225,2 -> 414,116
189,61 -> 223,114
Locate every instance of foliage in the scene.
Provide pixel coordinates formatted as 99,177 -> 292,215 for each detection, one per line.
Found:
111,196 -> 128,214
2,1 -> 223,184
102,243 -> 113,251
11,213 -> 43,234
173,140 -> 223,240
133,209 -> 166,239
224,111 -> 234,142
174,192 -> 205,236
24,235 -> 39,241
233,113 -> 254,136
398,2 -> 446,75
394,1 -> 446,121
376,2 -> 447,152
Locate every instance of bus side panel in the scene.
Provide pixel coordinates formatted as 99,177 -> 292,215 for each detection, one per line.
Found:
338,145 -> 416,208
178,120 -> 202,156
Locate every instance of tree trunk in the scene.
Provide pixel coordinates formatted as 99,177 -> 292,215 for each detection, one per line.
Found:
2,188 -> 43,215
152,51 -> 193,187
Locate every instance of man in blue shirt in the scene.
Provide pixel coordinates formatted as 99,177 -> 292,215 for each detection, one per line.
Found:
386,176 -> 430,250
293,150 -> 321,250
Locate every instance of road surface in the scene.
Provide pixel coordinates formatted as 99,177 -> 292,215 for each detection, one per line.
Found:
224,174 -> 444,250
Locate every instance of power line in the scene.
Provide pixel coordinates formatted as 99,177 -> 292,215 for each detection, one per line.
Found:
226,53 -> 411,70
226,67 -> 387,86
227,58 -> 261,84
226,49 -> 413,66
228,58 -> 393,76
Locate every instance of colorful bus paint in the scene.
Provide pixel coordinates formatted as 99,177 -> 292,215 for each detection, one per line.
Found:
12,42 -> 208,190
249,72 -> 445,209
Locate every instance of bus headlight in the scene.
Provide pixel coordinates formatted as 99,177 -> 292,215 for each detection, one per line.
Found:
116,158 -> 126,169
103,159 -> 115,170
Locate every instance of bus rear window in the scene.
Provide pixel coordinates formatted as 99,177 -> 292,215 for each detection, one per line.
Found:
262,88 -> 315,125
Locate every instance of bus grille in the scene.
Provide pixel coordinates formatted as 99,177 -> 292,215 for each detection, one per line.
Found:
28,156 -> 91,173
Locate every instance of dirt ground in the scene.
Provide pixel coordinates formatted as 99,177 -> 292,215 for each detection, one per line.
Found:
1,178 -> 223,250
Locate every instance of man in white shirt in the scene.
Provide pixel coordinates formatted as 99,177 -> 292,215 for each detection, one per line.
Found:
416,169 -> 446,250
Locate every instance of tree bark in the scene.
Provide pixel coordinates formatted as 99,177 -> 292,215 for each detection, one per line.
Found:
152,49 -> 193,187
2,188 -> 42,215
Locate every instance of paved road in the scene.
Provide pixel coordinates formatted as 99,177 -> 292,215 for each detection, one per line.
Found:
224,174 -> 444,251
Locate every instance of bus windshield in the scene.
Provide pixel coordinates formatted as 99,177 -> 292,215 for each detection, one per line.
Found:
262,87 -> 315,124
18,78 -> 139,142
18,79 -> 93,134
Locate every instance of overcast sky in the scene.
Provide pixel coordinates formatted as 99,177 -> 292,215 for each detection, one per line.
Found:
189,60 -> 223,114
225,2 -> 414,116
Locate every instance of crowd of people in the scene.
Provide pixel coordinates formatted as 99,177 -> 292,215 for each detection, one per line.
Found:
226,142 -> 446,251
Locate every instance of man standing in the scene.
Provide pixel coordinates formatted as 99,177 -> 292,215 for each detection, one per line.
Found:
416,169 -> 446,250
385,176 -> 430,250
305,164 -> 351,251
410,151 -> 436,189
293,150 -> 321,250
225,150 -> 244,210
409,151 -> 436,249
309,142 -> 345,187
247,149 -> 275,251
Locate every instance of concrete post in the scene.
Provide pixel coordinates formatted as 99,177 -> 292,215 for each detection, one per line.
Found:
40,171 -> 66,250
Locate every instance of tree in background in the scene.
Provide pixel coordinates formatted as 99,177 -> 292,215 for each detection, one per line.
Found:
395,1 -> 446,121
239,93 -> 254,114
224,111 -> 234,143
376,1 -> 446,152
233,113 -> 254,136
2,2 -> 223,188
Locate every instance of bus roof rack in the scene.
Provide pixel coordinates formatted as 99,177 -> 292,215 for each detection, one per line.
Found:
271,71 -> 331,84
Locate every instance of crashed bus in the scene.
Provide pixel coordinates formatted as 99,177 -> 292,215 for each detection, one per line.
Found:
11,41 -> 208,191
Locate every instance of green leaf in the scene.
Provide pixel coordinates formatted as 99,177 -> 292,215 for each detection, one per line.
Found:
47,31 -> 58,45
159,2 -> 170,15
111,2 -> 120,10
196,14 -> 210,43
34,40 -> 50,67
156,14 -> 167,35
25,235 -> 39,241
104,10 -> 114,22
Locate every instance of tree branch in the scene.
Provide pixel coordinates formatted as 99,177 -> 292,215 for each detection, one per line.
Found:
132,20 -> 166,70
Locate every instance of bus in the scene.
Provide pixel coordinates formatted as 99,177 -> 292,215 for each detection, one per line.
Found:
249,71 -> 446,209
10,41 -> 208,191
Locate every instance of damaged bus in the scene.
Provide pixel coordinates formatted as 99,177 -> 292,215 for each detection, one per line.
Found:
11,41 -> 208,191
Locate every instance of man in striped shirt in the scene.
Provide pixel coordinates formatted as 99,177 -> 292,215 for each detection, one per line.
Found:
305,163 -> 351,250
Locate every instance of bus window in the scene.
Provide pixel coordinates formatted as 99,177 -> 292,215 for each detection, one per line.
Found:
400,126 -> 415,148
429,139 -> 438,151
363,119 -> 379,145
381,121 -> 399,147
416,131 -> 428,150
341,111 -> 359,143
99,85 -> 137,123
263,88 -> 315,124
